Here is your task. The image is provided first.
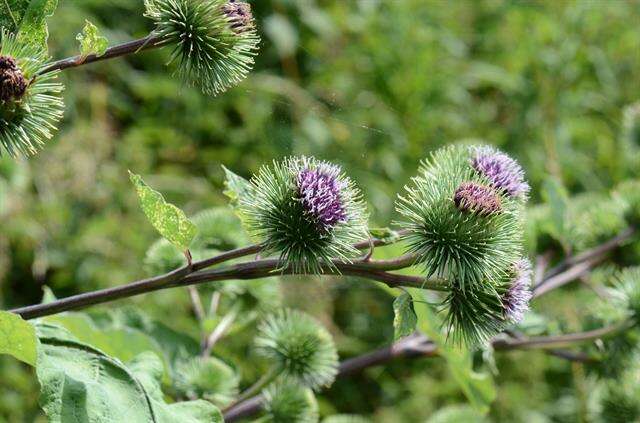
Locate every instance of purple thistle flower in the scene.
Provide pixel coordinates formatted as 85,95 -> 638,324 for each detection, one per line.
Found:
453,181 -> 502,216
296,165 -> 348,231
471,146 -> 530,198
222,0 -> 254,33
502,259 -> 533,324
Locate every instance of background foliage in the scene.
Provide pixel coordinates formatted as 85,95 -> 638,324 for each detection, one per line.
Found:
1,0 -> 640,421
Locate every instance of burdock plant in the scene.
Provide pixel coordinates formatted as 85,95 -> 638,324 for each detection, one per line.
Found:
240,156 -> 369,274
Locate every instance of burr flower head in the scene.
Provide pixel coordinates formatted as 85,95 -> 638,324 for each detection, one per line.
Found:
297,165 -> 347,231
0,55 -> 27,102
222,0 -> 254,33
262,382 -> 318,423
144,0 -> 260,96
239,156 -> 368,274
0,31 -> 64,157
471,145 -> 529,198
502,259 -> 533,324
255,309 -> 338,390
454,181 -> 502,216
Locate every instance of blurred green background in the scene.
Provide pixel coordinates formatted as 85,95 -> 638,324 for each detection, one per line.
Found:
1,0 -> 640,421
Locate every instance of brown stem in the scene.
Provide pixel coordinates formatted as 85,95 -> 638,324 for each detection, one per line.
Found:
39,34 -> 170,75
8,233 -> 437,319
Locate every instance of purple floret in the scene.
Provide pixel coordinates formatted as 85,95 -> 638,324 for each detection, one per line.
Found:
222,0 -> 254,33
453,181 -> 502,216
471,146 -> 530,198
297,165 -> 347,231
502,259 -> 533,324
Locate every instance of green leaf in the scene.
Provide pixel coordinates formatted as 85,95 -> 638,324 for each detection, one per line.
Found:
541,176 -> 569,249
43,313 -> 169,380
130,171 -> 197,251
0,310 -> 37,366
392,292 -> 417,340
222,165 -> 252,207
409,289 -> 496,414
425,405 -> 488,423
0,0 -> 59,47
369,227 -> 400,244
35,324 -> 222,423
76,20 -> 108,58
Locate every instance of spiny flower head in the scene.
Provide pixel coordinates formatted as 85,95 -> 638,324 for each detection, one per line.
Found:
471,145 -> 529,198
297,165 -> 347,231
262,382 -> 318,423
174,356 -> 239,407
0,55 -> 27,102
0,31 -> 64,157
453,181 -> 502,216
501,259 -> 533,324
396,144 -> 525,292
255,309 -> 338,390
240,156 -> 368,274
145,0 -> 260,96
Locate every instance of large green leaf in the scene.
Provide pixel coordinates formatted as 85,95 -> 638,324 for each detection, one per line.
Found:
0,310 -> 37,366
35,323 -> 222,423
392,291 -> 417,340
130,172 -> 197,251
0,0 -> 58,47
43,313 -> 169,378
76,20 -> 108,58
409,289 -> 496,414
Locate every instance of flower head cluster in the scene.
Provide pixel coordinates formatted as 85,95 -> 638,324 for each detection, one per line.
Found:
471,145 -> 530,198
255,309 -> 338,390
240,156 -> 368,273
454,181 -> 502,216
0,55 -> 27,102
501,259 -> 533,323
0,31 -> 64,157
145,0 -> 260,96
397,144 -> 529,344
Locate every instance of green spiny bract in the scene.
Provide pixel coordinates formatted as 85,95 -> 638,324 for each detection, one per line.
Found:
144,0 -> 259,96
613,179 -> 640,225
173,356 -> 239,407
255,309 -> 338,390
612,266 -> 640,323
566,193 -> 628,252
0,31 -> 64,157
262,382 -> 319,423
239,156 -> 369,274
443,258 -> 532,345
396,144 -> 525,292
598,366 -> 640,423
